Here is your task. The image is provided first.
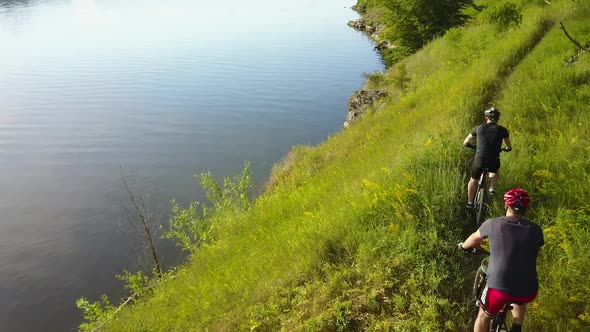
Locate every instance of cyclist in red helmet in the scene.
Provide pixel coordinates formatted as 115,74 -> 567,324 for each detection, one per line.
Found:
459,188 -> 544,332
463,107 -> 512,208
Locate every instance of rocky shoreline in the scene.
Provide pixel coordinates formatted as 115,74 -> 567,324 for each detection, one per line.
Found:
343,90 -> 388,128
343,5 -> 389,128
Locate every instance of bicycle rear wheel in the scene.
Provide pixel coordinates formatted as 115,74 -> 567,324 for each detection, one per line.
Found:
475,187 -> 487,227
492,323 -> 507,332
491,302 -> 512,332
491,317 -> 509,332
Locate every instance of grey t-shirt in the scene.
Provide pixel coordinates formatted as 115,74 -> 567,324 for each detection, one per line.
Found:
479,217 -> 544,296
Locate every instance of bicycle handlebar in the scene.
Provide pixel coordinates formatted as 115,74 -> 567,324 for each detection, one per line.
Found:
463,143 -> 511,153
458,243 -> 490,255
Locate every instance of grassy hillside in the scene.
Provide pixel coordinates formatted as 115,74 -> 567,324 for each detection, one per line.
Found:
86,0 -> 590,330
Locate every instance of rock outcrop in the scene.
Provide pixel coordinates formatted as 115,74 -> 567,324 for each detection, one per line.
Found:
374,40 -> 396,52
351,4 -> 367,13
344,90 -> 388,128
347,19 -> 380,35
347,18 -> 392,51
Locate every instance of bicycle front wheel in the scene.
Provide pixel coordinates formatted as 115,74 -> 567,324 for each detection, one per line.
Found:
472,266 -> 486,301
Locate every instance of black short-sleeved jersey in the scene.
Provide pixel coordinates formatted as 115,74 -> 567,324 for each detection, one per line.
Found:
479,217 -> 544,296
471,123 -> 509,159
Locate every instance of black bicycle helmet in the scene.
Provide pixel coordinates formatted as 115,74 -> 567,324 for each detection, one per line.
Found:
484,107 -> 500,120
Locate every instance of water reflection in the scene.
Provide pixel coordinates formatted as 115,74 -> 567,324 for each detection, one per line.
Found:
72,0 -> 102,27
0,0 -> 383,331
0,0 -> 31,8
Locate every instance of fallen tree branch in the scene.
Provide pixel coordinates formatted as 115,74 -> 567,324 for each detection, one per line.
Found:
91,295 -> 136,332
559,22 -> 590,66
559,22 -> 583,49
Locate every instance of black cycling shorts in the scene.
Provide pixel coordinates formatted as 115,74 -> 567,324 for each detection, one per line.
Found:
471,157 -> 500,180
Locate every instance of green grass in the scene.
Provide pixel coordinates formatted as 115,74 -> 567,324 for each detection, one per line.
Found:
87,0 -> 590,330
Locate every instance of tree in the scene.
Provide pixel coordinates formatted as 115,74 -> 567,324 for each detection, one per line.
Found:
119,173 -> 162,276
384,0 -> 473,52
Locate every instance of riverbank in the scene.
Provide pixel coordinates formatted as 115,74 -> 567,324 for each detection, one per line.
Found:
342,5 -> 391,128
86,1 -> 590,330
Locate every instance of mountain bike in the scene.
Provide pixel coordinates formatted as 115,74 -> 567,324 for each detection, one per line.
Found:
465,145 -> 510,227
474,168 -> 490,227
460,245 -> 518,332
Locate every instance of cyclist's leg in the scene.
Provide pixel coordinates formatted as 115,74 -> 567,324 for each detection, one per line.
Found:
474,307 -> 492,332
469,159 -> 484,203
491,290 -> 536,332
468,178 -> 478,203
475,285 -> 498,332
489,172 -> 498,189
510,304 -> 526,332
487,159 -> 501,192
511,292 -> 537,328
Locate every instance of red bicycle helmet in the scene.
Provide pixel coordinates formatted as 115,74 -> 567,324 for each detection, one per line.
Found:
503,188 -> 531,210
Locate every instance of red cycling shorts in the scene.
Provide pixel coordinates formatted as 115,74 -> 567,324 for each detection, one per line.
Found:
479,286 -> 537,315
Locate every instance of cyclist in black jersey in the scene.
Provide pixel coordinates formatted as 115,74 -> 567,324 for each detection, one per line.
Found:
463,107 -> 512,208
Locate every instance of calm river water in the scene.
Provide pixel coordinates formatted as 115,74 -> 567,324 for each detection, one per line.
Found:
0,0 -> 383,330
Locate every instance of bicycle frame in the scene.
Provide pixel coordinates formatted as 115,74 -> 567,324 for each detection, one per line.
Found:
473,168 -> 490,227
490,302 -> 513,332
465,143 -> 508,227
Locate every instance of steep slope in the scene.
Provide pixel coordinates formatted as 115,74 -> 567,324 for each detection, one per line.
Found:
89,1 -> 590,330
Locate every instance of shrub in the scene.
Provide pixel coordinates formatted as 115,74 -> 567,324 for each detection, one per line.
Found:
76,295 -> 114,332
482,2 -> 523,31
164,162 -> 253,251
384,0 -> 474,51
391,63 -> 411,91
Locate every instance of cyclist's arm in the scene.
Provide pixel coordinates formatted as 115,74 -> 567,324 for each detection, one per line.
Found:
461,230 -> 484,249
463,134 -> 475,147
503,137 -> 512,150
